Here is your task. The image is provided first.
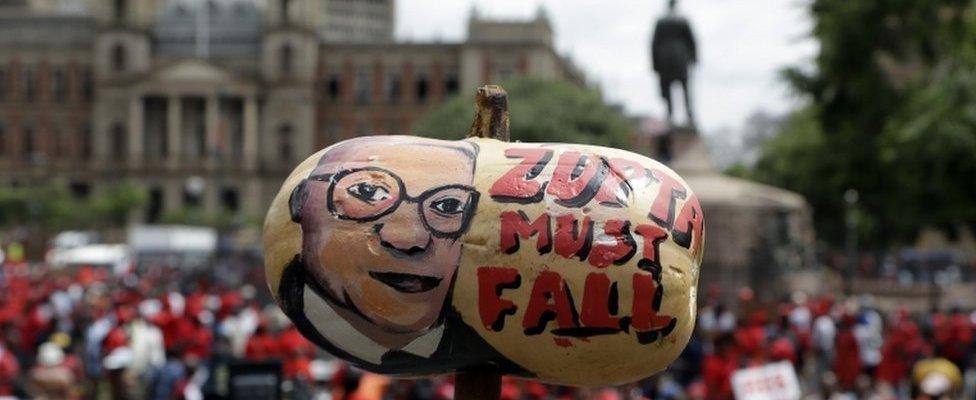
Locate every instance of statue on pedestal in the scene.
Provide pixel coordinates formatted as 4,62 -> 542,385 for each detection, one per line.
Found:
651,0 -> 697,129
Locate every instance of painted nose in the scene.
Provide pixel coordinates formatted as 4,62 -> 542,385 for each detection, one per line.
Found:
374,208 -> 431,257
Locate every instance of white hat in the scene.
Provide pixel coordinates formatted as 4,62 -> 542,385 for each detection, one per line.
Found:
37,342 -> 65,367
920,373 -> 952,396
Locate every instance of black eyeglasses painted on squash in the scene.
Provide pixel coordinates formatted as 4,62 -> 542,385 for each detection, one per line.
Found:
308,167 -> 480,239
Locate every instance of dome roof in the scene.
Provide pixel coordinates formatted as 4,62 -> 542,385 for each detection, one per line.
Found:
155,0 -> 262,58
671,137 -> 808,211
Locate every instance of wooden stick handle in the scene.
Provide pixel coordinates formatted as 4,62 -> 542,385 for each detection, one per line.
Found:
455,368 -> 502,400
467,85 -> 510,142
456,85 -> 508,400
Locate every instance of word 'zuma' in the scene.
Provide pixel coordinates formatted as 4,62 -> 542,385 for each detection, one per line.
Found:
476,148 -> 704,346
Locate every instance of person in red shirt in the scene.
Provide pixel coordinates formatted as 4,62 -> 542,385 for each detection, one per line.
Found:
734,311 -> 767,364
0,342 -> 20,397
702,333 -> 738,400
279,325 -> 315,381
245,320 -> 279,361
182,314 -> 213,360
944,307 -> 973,369
876,308 -> 924,386
834,313 -> 861,392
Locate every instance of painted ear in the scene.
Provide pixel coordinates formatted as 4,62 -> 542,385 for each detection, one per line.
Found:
289,180 -> 309,223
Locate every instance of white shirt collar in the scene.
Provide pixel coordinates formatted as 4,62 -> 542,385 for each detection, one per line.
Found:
302,284 -> 444,365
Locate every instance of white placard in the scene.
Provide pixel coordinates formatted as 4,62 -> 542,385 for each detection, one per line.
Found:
731,361 -> 801,400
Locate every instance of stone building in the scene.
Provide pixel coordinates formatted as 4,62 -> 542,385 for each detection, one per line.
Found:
0,0 -> 583,223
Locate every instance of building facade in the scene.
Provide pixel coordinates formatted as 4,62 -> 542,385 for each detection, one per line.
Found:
0,0 -> 583,223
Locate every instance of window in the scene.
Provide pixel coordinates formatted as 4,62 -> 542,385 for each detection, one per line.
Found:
111,44 -> 126,73
355,68 -> 370,105
80,125 -> 92,160
280,44 -> 294,76
385,71 -> 401,104
325,74 -> 340,101
147,187 -> 163,224
277,124 -> 293,161
415,73 -> 429,104
221,187 -> 240,212
22,65 -> 36,102
51,67 -> 65,103
445,72 -> 459,96
0,67 -> 6,100
81,67 -> 93,101
183,187 -> 201,207
69,182 -> 90,199
52,128 -> 66,157
22,126 -> 35,162
114,0 -> 126,22
280,0 -> 291,23
111,123 -> 127,161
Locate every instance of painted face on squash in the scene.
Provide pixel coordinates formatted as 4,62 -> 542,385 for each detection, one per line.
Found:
297,137 -> 478,341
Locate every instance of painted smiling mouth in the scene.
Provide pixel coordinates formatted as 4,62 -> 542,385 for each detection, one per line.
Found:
368,271 -> 443,293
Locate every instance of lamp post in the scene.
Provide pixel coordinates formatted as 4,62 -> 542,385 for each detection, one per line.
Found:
844,189 -> 859,296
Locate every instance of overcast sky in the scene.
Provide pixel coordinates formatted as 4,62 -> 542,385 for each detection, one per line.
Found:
396,0 -> 818,134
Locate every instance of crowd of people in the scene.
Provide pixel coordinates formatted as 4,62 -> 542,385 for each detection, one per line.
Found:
681,288 -> 973,399
1,251 -> 975,399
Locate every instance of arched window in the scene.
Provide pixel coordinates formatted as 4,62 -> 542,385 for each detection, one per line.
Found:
280,44 -> 294,76
111,123 -> 127,161
111,44 -> 127,73
277,124 -> 293,161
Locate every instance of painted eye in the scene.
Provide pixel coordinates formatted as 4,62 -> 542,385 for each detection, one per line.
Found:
430,197 -> 466,215
346,182 -> 390,203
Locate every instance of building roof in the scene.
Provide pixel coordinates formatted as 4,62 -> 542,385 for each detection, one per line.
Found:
0,13 -> 93,49
155,0 -> 262,58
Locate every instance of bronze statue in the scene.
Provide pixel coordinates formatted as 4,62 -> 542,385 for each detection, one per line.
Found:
651,0 -> 697,128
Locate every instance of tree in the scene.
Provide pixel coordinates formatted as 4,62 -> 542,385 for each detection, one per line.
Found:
0,182 -> 147,232
412,78 -> 634,148
748,0 -> 976,247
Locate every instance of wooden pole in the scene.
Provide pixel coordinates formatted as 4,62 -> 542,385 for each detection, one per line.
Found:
456,85 -> 508,400
455,367 -> 503,400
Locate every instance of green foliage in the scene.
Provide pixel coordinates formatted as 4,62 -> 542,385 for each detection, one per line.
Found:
882,59 -> 976,237
0,181 -> 147,231
412,78 -> 634,149
160,207 -> 248,231
747,0 -> 976,246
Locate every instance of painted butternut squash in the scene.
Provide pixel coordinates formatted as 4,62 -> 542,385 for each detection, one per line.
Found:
263,134 -> 704,386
